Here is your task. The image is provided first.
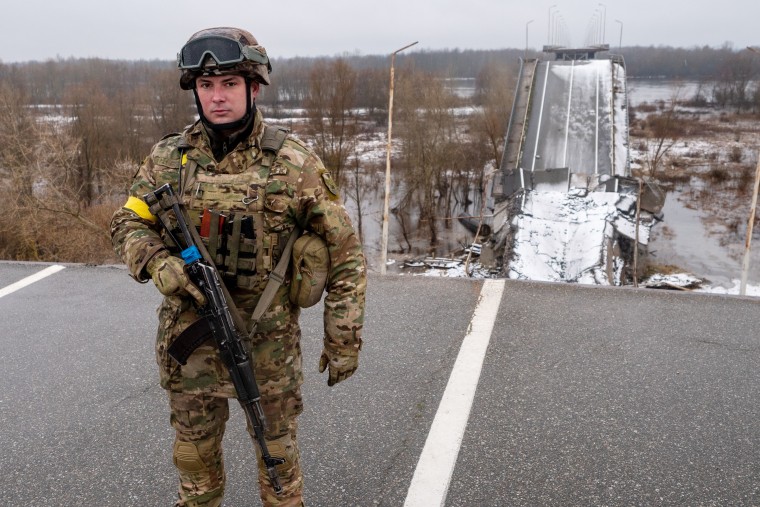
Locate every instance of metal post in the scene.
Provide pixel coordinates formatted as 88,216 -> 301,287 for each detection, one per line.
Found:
380,41 -> 418,275
615,19 -> 623,52
525,20 -> 534,59
596,10 -> 602,45
548,5 -> 557,46
588,14 -> 598,46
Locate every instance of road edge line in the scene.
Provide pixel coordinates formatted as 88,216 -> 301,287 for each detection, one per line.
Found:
0,264 -> 66,299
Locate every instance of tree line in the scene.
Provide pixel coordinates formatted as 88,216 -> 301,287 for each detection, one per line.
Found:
0,45 -> 758,264
5,45 -> 759,105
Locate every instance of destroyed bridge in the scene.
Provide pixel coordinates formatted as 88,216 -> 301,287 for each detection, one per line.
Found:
473,44 -> 665,284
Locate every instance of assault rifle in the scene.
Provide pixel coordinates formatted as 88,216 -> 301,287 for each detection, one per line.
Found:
143,183 -> 285,494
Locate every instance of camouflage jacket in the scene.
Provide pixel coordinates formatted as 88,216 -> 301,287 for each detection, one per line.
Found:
111,111 -> 366,395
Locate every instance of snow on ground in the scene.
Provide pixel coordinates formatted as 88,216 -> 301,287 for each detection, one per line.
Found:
696,280 -> 760,296
409,261 -> 760,297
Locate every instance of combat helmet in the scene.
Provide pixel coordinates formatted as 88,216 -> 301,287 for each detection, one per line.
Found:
178,27 -> 272,90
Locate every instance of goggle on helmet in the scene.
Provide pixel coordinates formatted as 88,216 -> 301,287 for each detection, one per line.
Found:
178,29 -> 272,89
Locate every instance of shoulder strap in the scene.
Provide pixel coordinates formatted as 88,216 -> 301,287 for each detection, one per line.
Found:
253,124 -> 291,272
176,137 -> 197,196
247,125 -> 297,337
260,125 -> 290,169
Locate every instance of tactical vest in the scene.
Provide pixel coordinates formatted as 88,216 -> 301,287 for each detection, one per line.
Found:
173,125 -> 293,291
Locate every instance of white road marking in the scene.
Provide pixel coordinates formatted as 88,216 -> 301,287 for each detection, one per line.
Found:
531,61 -> 552,172
0,264 -> 66,299
403,279 -> 506,507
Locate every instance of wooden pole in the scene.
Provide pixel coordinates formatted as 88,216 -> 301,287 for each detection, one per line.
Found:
741,47 -> 760,294
633,179 -> 642,288
380,41 -> 417,275
740,157 -> 760,295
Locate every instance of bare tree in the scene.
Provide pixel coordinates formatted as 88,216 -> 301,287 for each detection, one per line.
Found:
471,62 -> 515,165
464,62 -> 516,212
148,68 -> 195,136
395,67 -> 461,247
65,83 -> 116,205
0,82 -> 38,201
305,58 -> 358,186
0,84 -> 121,262
712,49 -> 758,112
355,67 -> 388,121
262,57 -> 312,108
643,87 -> 686,178
344,152 -> 370,245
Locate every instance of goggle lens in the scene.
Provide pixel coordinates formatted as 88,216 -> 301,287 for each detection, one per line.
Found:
179,36 -> 245,69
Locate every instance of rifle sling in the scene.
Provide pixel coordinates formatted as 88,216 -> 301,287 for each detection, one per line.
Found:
248,226 -> 300,339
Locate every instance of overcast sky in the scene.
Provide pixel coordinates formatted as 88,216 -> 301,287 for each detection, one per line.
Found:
1,0 -> 758,63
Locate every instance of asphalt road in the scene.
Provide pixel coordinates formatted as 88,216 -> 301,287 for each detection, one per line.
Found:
1,262 -> 759,506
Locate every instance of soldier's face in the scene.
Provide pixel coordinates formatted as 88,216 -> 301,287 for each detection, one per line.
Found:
195,75 -> 260,124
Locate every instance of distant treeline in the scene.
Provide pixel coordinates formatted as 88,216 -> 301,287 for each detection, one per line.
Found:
2,45 -> 757,107
618,45 -> 758,79
334,44 -> 760,80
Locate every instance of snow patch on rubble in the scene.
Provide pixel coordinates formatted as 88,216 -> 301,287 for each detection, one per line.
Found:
642,272 -> 703,289
507,191 -> 650,284
415,262 -> 494,279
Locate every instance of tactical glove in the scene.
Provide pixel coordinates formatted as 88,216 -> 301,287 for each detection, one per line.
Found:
318,345 -> 359,386
146,251 -> 206,306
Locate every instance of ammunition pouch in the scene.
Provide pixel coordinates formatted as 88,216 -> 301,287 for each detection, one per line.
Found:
170,208 -> 258,290
289,231 -> 330,308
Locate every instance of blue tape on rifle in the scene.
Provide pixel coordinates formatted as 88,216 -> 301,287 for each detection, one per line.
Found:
181,246 -> 202,264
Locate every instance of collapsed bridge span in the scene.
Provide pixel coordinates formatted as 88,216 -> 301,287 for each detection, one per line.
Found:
478,45 -> 664,284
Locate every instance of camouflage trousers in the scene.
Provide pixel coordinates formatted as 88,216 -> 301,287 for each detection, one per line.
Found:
169,388 -> 304,507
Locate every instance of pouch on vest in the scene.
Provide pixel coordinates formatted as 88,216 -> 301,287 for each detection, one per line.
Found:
289,232 -> 330,308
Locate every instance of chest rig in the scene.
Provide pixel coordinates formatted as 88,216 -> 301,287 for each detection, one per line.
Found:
174,125 -> 292,291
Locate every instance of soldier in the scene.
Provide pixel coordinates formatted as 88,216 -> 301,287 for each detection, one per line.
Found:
110,27 -> 366,507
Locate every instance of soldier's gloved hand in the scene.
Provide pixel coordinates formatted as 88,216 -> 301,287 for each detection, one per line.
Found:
146,251 -> 206,306
318,345 -> 359,386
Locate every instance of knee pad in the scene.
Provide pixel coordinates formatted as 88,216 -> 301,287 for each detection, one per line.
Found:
260,433 -> 299,474
174,491 -> 224,507
173,441 -> 207,473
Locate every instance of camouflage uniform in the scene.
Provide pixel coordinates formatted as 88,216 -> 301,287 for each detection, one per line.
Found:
111,109 -> 366,506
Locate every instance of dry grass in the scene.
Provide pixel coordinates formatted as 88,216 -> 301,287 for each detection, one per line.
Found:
0,199 -> 120,264
706,166 -> 731,184
656,170 -> 691,188
644,263 -> 688,278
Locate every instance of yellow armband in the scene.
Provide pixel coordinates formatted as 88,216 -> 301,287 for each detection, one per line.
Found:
123,196 -> 157,223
